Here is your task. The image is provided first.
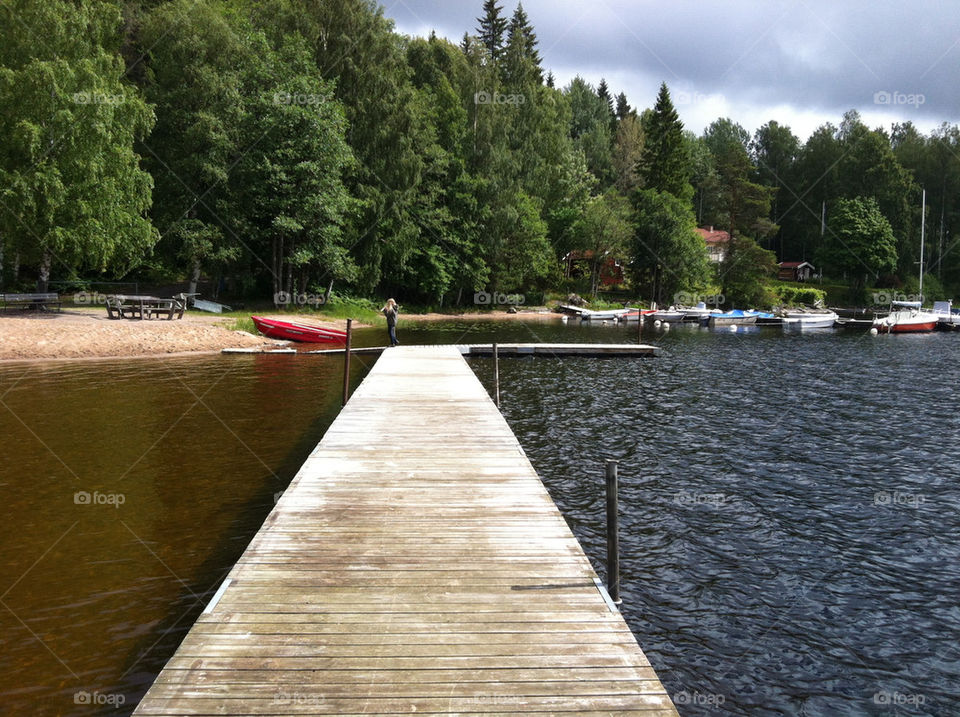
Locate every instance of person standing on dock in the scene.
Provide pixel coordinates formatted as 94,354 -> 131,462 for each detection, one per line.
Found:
382,298 -> 400,346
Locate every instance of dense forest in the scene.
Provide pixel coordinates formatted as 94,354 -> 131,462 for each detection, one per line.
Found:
2,0 -> 959,307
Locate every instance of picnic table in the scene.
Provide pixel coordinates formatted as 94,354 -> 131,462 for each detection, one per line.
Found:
0,293 -> 62,312
105,295 -> 185,320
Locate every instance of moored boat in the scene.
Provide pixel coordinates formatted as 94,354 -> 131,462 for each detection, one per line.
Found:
650,308 -> 685,322
619,309 -> 657,321
251,316 -> 348,343
872,302 -> 939,334
932,300 -> 960,330
781,310 -> 839,330
579,308 -> 630,321
707,309 -> 768,327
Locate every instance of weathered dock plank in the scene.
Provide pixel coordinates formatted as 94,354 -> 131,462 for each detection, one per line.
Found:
134,345 -> 677,716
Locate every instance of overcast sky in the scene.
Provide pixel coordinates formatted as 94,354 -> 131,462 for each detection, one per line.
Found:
382,0 -> 959,142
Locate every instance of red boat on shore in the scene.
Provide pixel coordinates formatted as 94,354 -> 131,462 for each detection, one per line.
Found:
251,316 -> 347,344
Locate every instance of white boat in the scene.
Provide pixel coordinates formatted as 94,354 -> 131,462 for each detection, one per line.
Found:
932,300 -> 960,330
679,302 -> 722,322
872,301 -> 939,333
781,310 -> 839,329
650,308 -> 685,322
579,308 -> 630,321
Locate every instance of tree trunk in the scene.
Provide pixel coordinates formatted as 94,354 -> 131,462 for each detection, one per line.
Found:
324,278 -> 334,305
188,257 -> 201,295
37,250 -> 52,292
0,239 -> 4,291
12,250 -> 20,286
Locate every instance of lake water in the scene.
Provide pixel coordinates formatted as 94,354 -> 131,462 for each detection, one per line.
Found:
1,318 -> 958,715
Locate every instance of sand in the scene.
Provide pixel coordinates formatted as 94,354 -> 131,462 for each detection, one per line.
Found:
0,307 -> 561,362
0,309 -> 285,362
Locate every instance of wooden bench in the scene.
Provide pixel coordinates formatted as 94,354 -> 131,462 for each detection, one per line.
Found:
0,293 -> 62,312
106,295 -> 185,320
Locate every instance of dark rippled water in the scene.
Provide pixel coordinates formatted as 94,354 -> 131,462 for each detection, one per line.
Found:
463,322 -> 960,717
2,318 -> 958,715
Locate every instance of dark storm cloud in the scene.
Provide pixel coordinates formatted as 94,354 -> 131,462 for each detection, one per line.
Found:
385,0 -> 959,136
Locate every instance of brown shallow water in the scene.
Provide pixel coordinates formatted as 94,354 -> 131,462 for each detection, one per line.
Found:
0,345 -> 380,715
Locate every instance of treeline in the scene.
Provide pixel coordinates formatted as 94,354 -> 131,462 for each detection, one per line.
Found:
1,0 -> 958,306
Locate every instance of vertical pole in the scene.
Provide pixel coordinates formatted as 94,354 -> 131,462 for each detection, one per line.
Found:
637,309 -> 643,344
605,459 -> 621,604
492,342 -> 500,408
341,318 -> 353,407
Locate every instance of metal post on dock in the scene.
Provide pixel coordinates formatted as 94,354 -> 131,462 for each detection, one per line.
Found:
637,310 -> 643,343
492,342 -> 500,408
605,459 -> 621,604
342,318 -> 353,407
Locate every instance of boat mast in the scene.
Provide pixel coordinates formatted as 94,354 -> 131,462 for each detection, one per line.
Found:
920,188 -> 926,302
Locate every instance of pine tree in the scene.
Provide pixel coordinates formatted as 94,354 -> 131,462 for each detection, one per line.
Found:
508,3 -> 541,73
546,70 -> 555,88
615,92 -> 631,120
638,83 -> 692,201
476,0 -> 508,62
502,2 -> 542,86
597,78 -> 614,115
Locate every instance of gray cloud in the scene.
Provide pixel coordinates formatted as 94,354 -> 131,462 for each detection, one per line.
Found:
385,0 -> 959,138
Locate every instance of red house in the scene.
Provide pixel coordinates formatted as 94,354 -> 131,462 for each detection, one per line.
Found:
696,226 -> 730,263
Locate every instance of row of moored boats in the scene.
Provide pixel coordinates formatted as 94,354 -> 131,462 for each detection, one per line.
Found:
561,301 -> 960,333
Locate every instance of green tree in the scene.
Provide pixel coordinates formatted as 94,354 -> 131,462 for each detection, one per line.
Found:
638,83 -> 692,202
719,235 -> 778,308
476,0 -> 508,63
703,117 -> 777,242
835,112 -> 915,273
564,76 -> 613,185
816,196 -> 898,287
0,0 -> 156,290
502,2 -> 541,84
229,33 -> 355,304
751,120 -> 800,254
612,113 -> 644,193
629,188 -> 710,306
572,190 -> 632,295
140,0 -> 246,293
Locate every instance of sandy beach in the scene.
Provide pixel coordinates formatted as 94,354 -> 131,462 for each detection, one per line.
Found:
0,308 -> 289,361
0,307 -> 559,362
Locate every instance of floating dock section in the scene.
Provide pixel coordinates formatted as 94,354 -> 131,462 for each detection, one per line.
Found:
223,342 -> 659,357
135,345 -> 677,715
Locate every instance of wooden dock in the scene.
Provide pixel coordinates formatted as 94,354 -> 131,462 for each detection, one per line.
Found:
223,342 -> 659,357
135,345 -> 677,715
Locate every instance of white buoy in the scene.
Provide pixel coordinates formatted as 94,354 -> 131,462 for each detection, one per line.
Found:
653,320 -> 662,328
729,324 -> 738,332
870,327 -> 878,335
561,315 -> 568,322
662,321 -> 671,331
